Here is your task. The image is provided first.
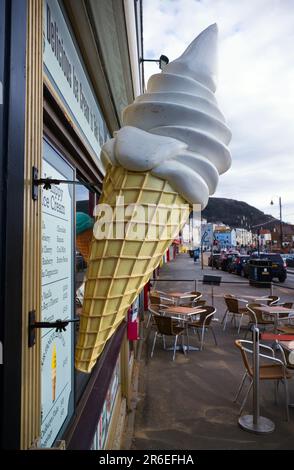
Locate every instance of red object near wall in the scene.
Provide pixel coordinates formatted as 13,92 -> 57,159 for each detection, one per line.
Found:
144,283 -> 150,310
173,245 -> 177,258
127,308 -> 139,340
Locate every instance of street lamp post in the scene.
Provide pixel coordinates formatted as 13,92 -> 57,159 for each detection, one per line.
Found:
270,197 -> 283,250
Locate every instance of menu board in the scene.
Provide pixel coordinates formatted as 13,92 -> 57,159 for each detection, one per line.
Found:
41,140 -> 74,447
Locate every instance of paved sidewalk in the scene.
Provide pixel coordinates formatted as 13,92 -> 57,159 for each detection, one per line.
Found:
130,254 -> 294,450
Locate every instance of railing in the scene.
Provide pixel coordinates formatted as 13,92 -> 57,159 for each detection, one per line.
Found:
151,277 -> 294,293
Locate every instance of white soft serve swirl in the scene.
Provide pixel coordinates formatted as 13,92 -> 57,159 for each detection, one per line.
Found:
101,23 -> 232,209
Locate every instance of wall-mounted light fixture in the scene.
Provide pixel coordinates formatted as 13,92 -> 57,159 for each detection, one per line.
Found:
140,54 -> 169,70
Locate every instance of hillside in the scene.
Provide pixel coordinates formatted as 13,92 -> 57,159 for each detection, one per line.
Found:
202,197 -> 277,230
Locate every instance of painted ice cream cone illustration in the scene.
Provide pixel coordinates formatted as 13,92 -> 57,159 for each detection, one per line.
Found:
76,212 -> 94,262
75,24 -> 232,373
51,344 -> 57,402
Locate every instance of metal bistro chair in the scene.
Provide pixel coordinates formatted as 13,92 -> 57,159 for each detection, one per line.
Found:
178,291 -> 203,307
222,294 -> 249,333
146,291 -> 175,328
244,303 -> 275,339
234,339 -> 292,421
188,306 -> 217,350
150,314 -> 187,361
267,295 -> 280,306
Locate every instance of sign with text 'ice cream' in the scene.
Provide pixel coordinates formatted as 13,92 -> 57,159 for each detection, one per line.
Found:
41,140 -> 74,447
43,0 -> 108,166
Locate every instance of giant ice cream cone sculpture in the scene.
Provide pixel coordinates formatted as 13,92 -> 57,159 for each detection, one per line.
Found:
75,24 -> 232,372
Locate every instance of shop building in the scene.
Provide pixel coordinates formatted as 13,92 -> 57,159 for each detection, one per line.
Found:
0,0 -> 144,449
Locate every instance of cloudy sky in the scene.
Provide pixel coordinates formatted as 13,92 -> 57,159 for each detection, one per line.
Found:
143,0 -> 294,223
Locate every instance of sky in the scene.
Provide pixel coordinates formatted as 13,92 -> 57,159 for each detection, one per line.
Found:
142,0 -> 294,224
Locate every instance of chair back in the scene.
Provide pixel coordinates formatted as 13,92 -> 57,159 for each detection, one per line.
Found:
235,340 -> 253,376
246,303 -> 263,324
198,306 -> 216,325
153,315 -> 179,336
224,294 -> 239,313
193,299 -> 206,307
149,292 -> 161,305
189,291 -> 202,300
267,295 -> 280,306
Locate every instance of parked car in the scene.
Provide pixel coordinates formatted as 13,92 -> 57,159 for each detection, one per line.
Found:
243,253 -> 287,282
208,253 -> 221,268
286,255 -> 294,268
229,255 -> 250,276
216,251 -> 239,271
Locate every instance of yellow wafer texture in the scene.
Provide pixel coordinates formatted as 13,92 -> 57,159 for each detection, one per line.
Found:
75,166 -> 190,372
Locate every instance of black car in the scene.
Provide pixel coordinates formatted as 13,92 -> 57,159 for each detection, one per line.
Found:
208,253 -> 221,268
243,253 -> 287,282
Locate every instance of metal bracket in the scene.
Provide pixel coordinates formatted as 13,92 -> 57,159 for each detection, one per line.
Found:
28,310 -> 79,347
32,165 -> 97,200
32,166 -> 39,201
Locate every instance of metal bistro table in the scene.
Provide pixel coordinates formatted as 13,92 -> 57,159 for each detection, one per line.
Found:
255,306 -> 294,333
160,306 -> 206,352
235,295 -> 271,303
164,292 -> 201,306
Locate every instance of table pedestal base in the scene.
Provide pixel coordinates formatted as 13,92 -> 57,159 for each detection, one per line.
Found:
238,415 -> 275,434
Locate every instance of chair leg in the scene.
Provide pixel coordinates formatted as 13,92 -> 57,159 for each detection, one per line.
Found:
173,335 -> 178,361
274,380 -> 279,405
239,380 -> 253,415
181,334 -> 187,356
283,379 -> 290,422
244,325 -> 251,340
200,326 -> 205,351
211,326 -> 218,346
151,331 -> 158,358
162,335 -> 166,350
234,372 -> 248,403
186,328 -> 190,352
237,314 -> 243,334
223,311 -> 229,331
221,309 -> 228,325
146,312 -> 151,328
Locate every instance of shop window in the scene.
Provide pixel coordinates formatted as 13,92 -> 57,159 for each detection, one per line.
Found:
75,182 -> 98,401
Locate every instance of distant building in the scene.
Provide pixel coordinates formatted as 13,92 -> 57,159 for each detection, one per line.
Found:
270,223 -> 294,250
235,228 -> 253,247
259,229 -> 271,248
214,228 -> 236,249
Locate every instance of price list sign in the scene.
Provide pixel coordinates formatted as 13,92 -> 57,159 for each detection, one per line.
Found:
41,140 -> 74,448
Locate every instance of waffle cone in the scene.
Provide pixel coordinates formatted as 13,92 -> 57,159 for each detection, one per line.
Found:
76,229 -> 93,262
75,166 -> 190,372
